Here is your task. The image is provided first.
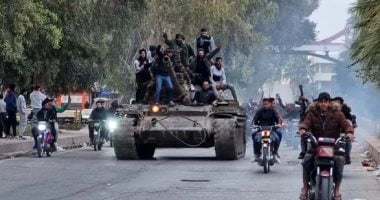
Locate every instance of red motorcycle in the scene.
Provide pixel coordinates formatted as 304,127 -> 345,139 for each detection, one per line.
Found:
303,133 -> 347,200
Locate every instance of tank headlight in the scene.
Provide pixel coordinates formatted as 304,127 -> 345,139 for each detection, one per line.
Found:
151,105 -> 160,113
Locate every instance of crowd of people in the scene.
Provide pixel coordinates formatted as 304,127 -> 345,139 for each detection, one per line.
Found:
246,92 -> 357,200
0,84 -> 72,151
133,28 -> 236,105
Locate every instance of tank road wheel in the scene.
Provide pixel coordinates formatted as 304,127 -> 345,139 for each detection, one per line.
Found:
113,119 -> 156,160
214,118 -> 246,160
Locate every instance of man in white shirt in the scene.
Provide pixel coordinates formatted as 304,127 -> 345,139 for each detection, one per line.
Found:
17,89 -> 28,139
30,86 -> 46,118
0,94 -> 6,138
210,57 -> 237,100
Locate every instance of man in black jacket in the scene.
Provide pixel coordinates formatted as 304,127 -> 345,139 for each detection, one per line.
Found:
332,96 -> 356,165
4,84 -> 17,138
194,28 -> 216,54
189,47 -> 220,87
35,98 -> 57,150
193,81 -> 217,105
88,100 -> 108,143
251,98 -> 281,162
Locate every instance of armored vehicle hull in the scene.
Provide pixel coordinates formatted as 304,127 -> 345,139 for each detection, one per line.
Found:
113,101 -> 246,160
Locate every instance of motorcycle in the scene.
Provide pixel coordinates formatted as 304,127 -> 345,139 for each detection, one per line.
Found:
92,120 -> 107,151
36,121 -> 54,158
252,125 -> 282,173
303,133 -> 347,200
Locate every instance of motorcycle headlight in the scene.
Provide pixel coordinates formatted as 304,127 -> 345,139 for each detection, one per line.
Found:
38,124 -> 47,131
108,120 -> 117,130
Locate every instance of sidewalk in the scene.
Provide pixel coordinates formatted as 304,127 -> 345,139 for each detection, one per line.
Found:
359,133 -> 380,165
0,128 -> 89,158
356,118 -> 380,165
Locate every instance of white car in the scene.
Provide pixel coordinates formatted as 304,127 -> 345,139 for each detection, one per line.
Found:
81,109 -> 93,123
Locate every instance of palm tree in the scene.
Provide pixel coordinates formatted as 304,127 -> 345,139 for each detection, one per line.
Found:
351,0 -> 380,85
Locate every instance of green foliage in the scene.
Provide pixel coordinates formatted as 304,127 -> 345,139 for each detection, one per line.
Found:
351,0 -> 380,86
0,0 -> 318,101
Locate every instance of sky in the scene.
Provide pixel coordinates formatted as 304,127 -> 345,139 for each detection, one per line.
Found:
309,0 -> 356,42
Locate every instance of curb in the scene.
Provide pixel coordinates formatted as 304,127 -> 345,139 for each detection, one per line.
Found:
0,131 -> 89,157
358,134 -> 380,165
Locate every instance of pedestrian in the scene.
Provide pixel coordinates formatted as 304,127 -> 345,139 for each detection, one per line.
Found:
0,94 -> 6,138
4,84 -> 17,138
84,101 -> 90,109
17,89 -> 28,139
30,85 -> 46,121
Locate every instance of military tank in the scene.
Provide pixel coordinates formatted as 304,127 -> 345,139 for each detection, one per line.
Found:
113,99 -> 246,160
113,52 -> 246,160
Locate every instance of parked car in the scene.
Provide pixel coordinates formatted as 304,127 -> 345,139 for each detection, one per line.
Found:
81,109 -> 93,124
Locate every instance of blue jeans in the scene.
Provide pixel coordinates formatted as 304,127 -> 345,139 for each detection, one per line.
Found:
155,75 -> 174,103
252,130 -> 281,155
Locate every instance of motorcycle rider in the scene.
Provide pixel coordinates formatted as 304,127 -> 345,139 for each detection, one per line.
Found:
298,92 -> 354,200
332,96 -> 357,165
108,100 -> 119,115
88,100 -> 108,144
251,98 -> 281,163
35,98 -> 57,151
331,97 -> 357,128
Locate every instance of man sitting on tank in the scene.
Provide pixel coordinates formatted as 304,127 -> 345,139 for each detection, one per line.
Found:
193,81 -> 217,105
210,57 -> 237,100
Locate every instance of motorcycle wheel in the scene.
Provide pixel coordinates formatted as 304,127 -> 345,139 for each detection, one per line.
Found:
320,177 -> 332,200
44,142 -> 51,157
93,138 -> 98,151
263,146 -> 270,174
37,139 -> 43,158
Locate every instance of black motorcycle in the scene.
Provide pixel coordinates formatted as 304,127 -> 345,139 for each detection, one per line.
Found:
91,120 -> 107,151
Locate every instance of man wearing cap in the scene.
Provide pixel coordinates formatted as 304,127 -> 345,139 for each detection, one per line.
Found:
331,96 -> 357,128
251,98 -> 281,162
298,92 -> 354,200
35,98 -> 57,150
88,100 -> 108,143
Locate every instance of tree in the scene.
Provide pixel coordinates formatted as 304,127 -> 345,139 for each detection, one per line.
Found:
0,0 -> 62,89
351,0 -> 380,86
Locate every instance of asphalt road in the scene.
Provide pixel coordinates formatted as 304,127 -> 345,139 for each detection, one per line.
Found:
0,141 -> 379,200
